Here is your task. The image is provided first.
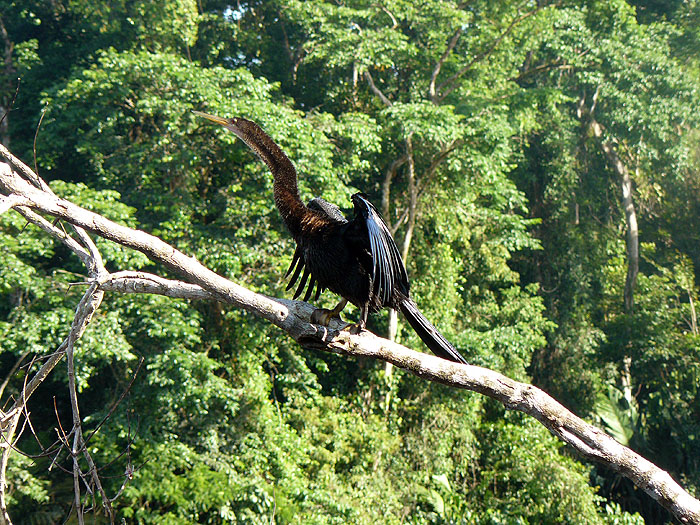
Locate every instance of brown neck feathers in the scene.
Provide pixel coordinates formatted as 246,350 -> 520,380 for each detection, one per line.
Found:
233,119 -> 310,237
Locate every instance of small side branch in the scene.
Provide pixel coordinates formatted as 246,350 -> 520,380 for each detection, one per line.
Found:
98,271 -> 218,300
15,206 -> 92,267
364,70 -> 392,107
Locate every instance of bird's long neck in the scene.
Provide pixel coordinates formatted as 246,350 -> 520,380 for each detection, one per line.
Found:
237,124 -> 309,238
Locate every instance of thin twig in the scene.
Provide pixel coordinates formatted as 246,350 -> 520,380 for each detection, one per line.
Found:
0,77 -> 20,131
0,350 -> 29,400
32,106 -> 48,180
83,357 -> 144,448
14,206 -> 92,265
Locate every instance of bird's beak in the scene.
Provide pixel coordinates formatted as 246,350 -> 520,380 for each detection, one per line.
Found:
192,110 -> 230,127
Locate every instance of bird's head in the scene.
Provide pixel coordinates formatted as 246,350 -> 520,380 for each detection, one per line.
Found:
192,110 -> 256,142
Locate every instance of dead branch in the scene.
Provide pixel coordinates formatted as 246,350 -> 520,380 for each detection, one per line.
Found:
98,271 -> 218,301
0,195 -> 31,214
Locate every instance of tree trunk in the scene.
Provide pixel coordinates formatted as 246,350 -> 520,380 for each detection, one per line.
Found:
583,97 -> 639,407
0,16 -> 15,148
597,136 -> 639,313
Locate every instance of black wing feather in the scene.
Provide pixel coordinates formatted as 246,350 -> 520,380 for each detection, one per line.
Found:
352,193 -> 408,305
285,245 -> 302,278
285,197 -> 348,302
303,278 -> 317,302
286,252 -> 304,291
294,268 -> 310,299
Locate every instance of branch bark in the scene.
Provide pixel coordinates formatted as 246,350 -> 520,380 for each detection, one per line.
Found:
1,150 -> 699,523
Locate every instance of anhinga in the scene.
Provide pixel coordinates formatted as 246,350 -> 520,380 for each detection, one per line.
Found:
194,111 -> 467,364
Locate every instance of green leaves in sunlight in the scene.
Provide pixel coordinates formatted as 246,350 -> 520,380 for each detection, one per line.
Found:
2,0 -> 698,523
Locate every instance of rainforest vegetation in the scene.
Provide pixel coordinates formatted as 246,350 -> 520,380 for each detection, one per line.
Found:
1,0 -> 699,523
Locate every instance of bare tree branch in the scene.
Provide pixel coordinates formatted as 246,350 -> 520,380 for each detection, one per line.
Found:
364,70 -> 392,107
14,206 -> 92,266
0,195 -> 31,214
0,161 -> 298,332
65,283 -> 107,524
0,143 -> 51,193
1,155 -> 111,523
1,148 -> 700,523
0,409 -> 21,525
0,351 -> 29,401
98,271 -> 218,300
0,280 -> 106,525
429,28 -> 463,103
326,330 -> 700,523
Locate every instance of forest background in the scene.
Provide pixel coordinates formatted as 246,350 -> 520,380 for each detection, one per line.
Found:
1,0 -> 699,523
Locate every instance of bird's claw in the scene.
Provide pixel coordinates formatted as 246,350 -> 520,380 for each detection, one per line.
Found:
311,308 -> 340,326
342,321 -> 365,335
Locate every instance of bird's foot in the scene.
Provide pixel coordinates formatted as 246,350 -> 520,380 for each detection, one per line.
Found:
342,321 -> 366,335
311,308 -> 343,326
311,299 -> 349,326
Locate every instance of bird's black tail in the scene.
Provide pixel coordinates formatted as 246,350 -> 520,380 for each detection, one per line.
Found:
399,298 -> 468,364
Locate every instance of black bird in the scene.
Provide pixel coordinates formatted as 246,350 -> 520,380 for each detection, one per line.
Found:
194,111 -> 467,364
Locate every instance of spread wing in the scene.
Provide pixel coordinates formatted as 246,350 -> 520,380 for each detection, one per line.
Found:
285,245 -> 320,301
284,198 -> 347,302
351,193 -> 409,305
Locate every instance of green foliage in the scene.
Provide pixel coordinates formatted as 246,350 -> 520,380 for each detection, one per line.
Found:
2,0 -> 698,523
595,386 -> 641,447
469,415 -> 629,525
